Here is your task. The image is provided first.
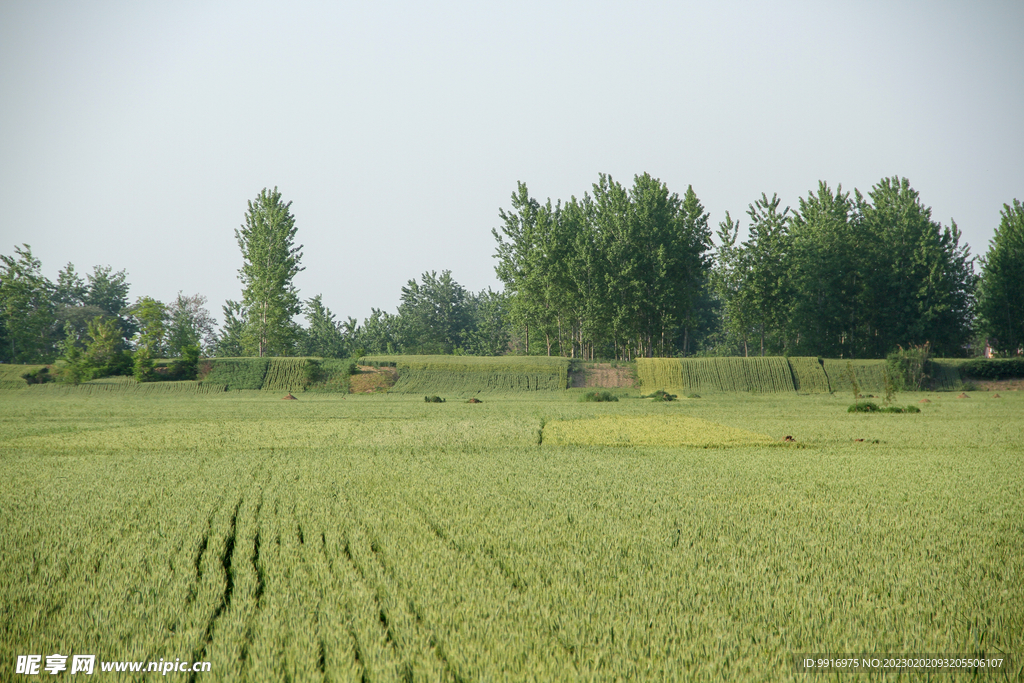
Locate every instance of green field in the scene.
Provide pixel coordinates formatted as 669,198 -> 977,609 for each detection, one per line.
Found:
1,382 -> 1021,681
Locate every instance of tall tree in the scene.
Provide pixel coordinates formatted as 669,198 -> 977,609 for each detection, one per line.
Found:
129,296 -> 168,355
742,193 -> 793,355
299,295 -> 347,358
235,187 -> 304,357
53,263 -> 87,307
0,245 -> 55,362
215,300 -> 246,357
788,182 -> 863,357
166,293 -> 217,357
712,212 -> 755,356
398,270 -> 471,354
977,199 -> 1024,355
857,177 -> 975,356
464,289 -> 511,356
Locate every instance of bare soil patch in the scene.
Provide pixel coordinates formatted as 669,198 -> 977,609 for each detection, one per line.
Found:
569,363 -> 635,389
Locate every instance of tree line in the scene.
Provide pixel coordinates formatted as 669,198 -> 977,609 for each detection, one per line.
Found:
2,180 -> 1021,374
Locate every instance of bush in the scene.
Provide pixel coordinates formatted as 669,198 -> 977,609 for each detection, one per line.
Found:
424,395 -> 445,403
886,343 -> 931,391
848,401 -> 879,413
20,366 -> 53,385
879,405 -> 921,413
642,390 -> 677,402
133,348 -> 157,382
303,359 -> 323,385
579,391 -> 618,403
171,344 -> 200,381
686,393 -> 700,399
960,358 -> 1024,380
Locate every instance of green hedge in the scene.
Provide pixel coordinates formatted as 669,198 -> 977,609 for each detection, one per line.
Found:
960,358 -> 1024,380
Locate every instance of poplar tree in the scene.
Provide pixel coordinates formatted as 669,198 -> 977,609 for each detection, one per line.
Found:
977,199 -> 1024,355
235,188 -> 304,357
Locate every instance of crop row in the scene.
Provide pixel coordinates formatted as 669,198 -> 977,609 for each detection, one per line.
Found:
364,355 -> 570,394
3,391 -> 1022,680
638,357 -> 799,394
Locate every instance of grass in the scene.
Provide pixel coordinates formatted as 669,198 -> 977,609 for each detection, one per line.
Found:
0,387 -> 1021,681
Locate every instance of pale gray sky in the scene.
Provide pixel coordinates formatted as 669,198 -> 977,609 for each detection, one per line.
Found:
2,0 -> 1022,324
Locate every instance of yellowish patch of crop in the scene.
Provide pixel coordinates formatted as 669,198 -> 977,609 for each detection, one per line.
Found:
544,414 -> 773,447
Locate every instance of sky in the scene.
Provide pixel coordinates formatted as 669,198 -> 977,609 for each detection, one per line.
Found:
2,0 -> 1022,326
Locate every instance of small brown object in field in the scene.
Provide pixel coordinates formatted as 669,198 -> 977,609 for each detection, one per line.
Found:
957,392 -> 969,398
283,393 -> 297,400
467,398 -> 482,403
918,398 -> 931,403
783,435 -> 795,442
854,438 -> 864,442
993,393 -> 1001,398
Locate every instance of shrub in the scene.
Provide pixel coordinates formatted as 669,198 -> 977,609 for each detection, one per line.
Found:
848,401 -> 879,413
879,405 -> 921,413
579,391 -> 618,403
20,366 -> 53,385
171,344 -> 200,381
960,358 -> 1024,380
133,348 -> 157,382
643,390 -> 677,402
424,395 -> 445,403
886,343 -> 932,391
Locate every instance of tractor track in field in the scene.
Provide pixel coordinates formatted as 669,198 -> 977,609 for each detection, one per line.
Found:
188,495 -> 242,683
331,497 -> 470,683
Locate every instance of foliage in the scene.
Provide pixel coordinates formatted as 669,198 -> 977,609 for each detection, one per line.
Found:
787,183 -> 861,357
304,358 -> 356,393
855,178 -> 976,357
132,346 -> 156,382
58,316 -> 132,383
463,289 -> 511,356
846,361 -> 861,400
200,358 -> 270,390
578,390 -> 618,402
880,405 -> 921,414
172,344 -> 201,381
424,395 -> 446,403
848,401 -> 879,412
166,293 -> 217,357
398,271 -> 471,354
885,343 -> 932,391
299,295 -> 347,358
129,296 -> 167,356
215,300 -> 246,357
20,366 -> 53,385
976,199 -> 1024,355
235,187 -> 304,357
0,245 -> 56,363
642,389 -> 677,401
492,175 -> 712,359
960,358 -> 1024,380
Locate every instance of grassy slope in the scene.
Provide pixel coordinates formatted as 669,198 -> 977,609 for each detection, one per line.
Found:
362,354 -> 570,394
0,388 -> 1020,681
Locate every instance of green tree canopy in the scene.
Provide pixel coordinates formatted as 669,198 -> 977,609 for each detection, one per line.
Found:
299,294 -> 347,358
0,245 -> 56,363
977,199 -> 1024,355
235,187 -> 304,357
